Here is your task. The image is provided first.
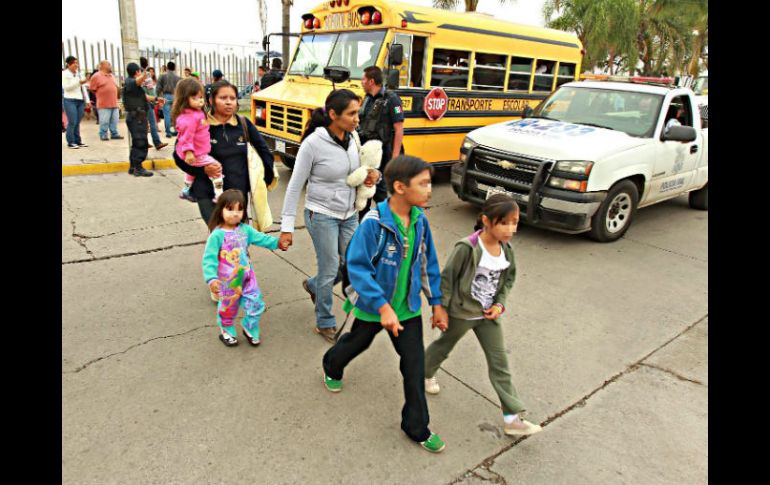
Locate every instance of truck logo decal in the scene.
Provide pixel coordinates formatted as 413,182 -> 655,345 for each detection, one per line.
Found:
660,177 -> 685,193
505,119 -> 596,137
498,160 -> 517,170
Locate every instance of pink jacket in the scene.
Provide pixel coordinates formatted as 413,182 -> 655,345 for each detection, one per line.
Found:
175,109 -> 211,159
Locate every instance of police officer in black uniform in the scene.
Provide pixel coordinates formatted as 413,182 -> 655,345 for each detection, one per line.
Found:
358,66 -> 405,215
123,62 -> 154,177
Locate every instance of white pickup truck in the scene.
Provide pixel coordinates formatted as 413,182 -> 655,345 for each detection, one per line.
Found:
450,80 -> 708,241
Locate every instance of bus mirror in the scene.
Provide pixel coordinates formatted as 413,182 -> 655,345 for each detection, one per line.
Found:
324,66 -> 351,84
385,69 -> 400,89
522,106 -> 534,118
389,44 -> 404,66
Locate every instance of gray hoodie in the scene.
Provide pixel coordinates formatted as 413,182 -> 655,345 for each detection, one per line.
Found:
280,127 -> 361,232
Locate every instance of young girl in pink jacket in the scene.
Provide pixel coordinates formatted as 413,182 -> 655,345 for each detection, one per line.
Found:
172,78 -> 224,202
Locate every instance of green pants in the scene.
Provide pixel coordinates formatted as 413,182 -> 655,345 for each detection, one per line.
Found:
425,317 -> 525,415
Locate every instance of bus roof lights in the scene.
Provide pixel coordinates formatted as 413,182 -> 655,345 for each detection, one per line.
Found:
305,18 -> 313,29
372,11 -> 382,24
402,19 -> 407,28
336,0 -> 342,7
361,11 -> 371,25
313,17 -> 321,28
344,0 -> 350,5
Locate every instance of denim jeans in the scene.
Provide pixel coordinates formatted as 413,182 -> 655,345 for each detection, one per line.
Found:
147,107 -> 162,146
62,98 -> 84,145
304,208 -> 358,329
97,107 -> 120,138
162,94 -> 175,136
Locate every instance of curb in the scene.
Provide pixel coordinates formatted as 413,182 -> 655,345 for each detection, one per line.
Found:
62,159 -> 176,176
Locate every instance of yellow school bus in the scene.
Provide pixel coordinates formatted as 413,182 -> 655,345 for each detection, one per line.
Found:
252,0 -> 583,168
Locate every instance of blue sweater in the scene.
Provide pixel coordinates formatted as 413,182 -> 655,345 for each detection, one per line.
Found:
344,199 -> 442,315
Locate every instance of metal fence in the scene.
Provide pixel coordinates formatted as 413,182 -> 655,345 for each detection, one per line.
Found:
62,37 -> 263,89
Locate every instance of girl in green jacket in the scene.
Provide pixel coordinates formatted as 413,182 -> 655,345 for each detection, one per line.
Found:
424,194 -> 542,437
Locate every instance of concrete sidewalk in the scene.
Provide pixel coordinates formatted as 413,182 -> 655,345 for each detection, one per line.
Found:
62,168 -> 708,484
62,115 -> 176,176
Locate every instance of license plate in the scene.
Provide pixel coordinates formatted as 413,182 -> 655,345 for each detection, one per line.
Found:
275,140 -> 286,152
477,182 -> 528,202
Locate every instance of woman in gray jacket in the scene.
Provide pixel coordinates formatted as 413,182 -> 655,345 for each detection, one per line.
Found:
279,89 -> 380,342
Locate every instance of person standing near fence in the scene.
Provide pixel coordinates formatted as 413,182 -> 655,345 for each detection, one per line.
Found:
157,61 -> 181,138
90,61 -> 123,141
139,57 -> 168,150
61,56 -> 89,149
123,63 -> 154,178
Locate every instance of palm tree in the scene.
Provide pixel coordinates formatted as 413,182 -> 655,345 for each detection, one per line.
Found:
544,0 -> 638,74
432,0 -> 515,13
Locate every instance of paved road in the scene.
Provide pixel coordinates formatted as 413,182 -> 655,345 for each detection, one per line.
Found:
62,166 -> 707,484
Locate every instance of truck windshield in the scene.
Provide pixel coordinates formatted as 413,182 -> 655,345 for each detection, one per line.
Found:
288,30 -> 386,79
533,87 -> 664,138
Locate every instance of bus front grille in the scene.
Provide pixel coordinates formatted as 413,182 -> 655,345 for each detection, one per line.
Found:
269,104 -> 305,136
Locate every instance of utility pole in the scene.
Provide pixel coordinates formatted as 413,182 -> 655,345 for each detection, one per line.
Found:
282,0 -> 293,68
118,0 -> 141,71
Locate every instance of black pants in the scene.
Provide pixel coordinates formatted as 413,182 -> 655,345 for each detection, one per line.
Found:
126,112 -> 149,169
322,315 -> 431,442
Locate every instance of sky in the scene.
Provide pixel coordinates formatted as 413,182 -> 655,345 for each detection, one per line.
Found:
62,0 -> 548,57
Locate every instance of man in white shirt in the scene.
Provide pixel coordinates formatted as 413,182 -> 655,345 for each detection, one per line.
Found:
61,56 -> 89,149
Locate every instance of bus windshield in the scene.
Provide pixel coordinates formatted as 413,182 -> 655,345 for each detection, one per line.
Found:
289,30 -> 386,79
533,87 -> 664,138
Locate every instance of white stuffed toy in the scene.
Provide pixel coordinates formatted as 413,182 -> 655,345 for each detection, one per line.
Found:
347,131 -> 383,211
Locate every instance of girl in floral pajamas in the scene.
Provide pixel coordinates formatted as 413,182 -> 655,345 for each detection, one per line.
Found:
202,189 -> 287,347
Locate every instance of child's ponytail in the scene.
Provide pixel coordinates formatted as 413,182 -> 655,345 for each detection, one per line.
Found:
474,194 -> 520,231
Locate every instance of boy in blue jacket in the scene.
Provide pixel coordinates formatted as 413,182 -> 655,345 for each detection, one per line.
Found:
322,155 -> 450,453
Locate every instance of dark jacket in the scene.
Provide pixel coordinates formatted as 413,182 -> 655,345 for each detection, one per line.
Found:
174,115 -> 274,200
259,70 -> 283,90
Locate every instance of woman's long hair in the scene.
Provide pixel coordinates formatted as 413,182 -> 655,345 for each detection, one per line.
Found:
301,89 -> 360,143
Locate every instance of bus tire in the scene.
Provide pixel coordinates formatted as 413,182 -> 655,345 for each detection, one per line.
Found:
279,154 -> 295,170
588,180 -> 638,242
688,183 -> 708,210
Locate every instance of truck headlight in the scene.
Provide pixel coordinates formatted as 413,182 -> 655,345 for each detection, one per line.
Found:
459,136 -> 478,163
548,176 -> 587,192
554,160 -> 594,176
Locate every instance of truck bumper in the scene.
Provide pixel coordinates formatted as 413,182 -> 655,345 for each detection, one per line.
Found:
451,161 -> 606,234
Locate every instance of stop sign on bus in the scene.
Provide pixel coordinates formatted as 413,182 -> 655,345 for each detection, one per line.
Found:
423,87 -> 449,121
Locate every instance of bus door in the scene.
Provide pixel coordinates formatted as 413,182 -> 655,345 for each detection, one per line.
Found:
392,33 -> 428,155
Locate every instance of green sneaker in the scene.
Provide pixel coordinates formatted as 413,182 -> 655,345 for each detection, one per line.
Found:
420,433 -> 446,453
323,373 -> 342,393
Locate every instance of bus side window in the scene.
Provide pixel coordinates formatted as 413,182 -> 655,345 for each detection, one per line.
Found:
533,60 -> 556,92
555,63 -> 576,88
431,48 -> 470,90
472,53 -> 506,91
410,37 -> 427,88
508,56 -> 533,92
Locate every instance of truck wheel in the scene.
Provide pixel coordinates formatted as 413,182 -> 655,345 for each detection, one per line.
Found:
688,183 -> 708,210
279,154 -> 295,170
588,180 -> 639,242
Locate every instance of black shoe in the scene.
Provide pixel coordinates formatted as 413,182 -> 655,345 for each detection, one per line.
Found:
77,143 -> 89,148
111,135 -> 125,140
219,333 -> 238,347
133,167 -> 154,177
302,279 -> 317,304
128,167 -> 135,175
242,329 -> 261,346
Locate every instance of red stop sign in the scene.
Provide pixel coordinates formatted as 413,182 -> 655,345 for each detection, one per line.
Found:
423,87 -> 449,121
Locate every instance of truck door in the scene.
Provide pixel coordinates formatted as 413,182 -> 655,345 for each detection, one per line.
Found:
650,94 -> 700,202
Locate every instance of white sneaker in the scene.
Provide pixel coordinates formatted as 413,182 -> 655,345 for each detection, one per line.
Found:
503,415 -> 542,436
425,376 -> 440,395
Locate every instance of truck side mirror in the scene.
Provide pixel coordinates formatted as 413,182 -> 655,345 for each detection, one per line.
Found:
661,125 -> 697,142
389,44 -> 404,66
522,106 -> 534,118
